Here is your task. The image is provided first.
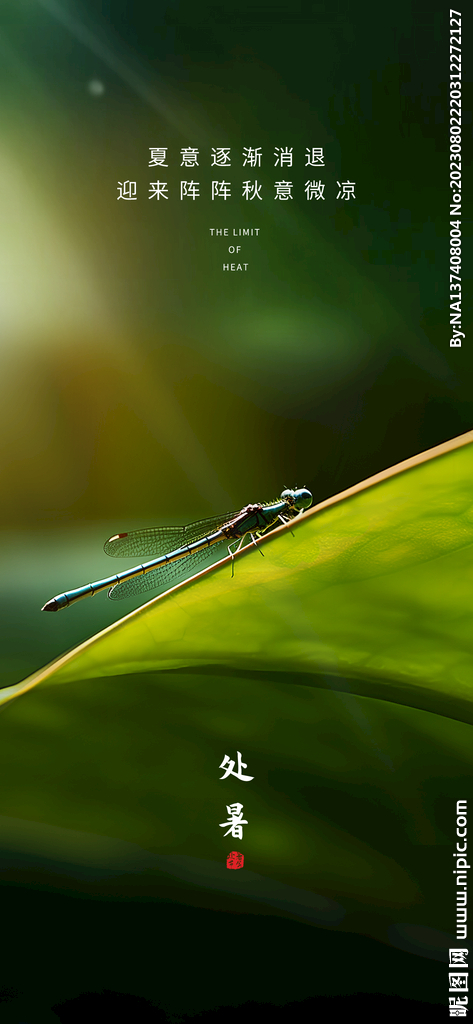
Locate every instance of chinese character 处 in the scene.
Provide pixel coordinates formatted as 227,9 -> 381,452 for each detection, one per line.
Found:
219,752 -> 254,781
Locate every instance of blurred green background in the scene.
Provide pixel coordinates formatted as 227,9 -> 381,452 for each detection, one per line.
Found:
0,0 -> 471,678
0,0 -> 471,1018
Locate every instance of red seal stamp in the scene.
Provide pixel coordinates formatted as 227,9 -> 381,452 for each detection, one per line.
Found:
226,851 -> 244,869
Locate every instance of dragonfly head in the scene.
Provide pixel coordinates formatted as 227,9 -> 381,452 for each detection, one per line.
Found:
280,487 -> 313,511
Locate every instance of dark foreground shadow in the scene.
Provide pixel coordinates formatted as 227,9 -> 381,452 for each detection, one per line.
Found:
52,991 -> 445,1022
52,989 -> 167,1022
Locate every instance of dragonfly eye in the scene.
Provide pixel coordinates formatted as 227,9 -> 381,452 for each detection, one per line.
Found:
280,488 -> 295,505
292,487 -> 312,510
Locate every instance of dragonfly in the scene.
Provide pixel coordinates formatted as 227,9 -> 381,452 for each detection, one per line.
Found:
41,487 -> 313,612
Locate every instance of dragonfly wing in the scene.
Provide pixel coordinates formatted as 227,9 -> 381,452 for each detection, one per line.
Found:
183,511 -> 240,544
104,511 -> 240,558
104,526 -> 186,558
108,542 -> 225,601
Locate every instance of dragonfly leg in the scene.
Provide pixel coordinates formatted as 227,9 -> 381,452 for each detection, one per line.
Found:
228,533 -> 254,577
228,532 -> 265,577
228,540 -> 239,578
278,514 -> 295,537
250,533 -> 265,557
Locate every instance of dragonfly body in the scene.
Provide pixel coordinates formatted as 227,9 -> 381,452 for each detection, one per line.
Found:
41,488 -> 312,612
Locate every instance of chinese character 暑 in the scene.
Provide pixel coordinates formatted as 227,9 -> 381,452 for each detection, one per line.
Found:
305,180 -> 325,201
180,180 -> 200,200
149,181 -> 168,200
305,147 -> 325,167
449,974 -> 468,992
219,803 -> 248,840
274,180 -> 293,200
226,850 -> 245,869
149,147 -> 168,167
243,146 -> 262,167
219,751 -> 254,781
450,950 -> 469,968
336,180 -> 356,200
274,146 -> 293,167
117,180 -> 137,200
180,147 -> 199,167
212,180 -> 231,200
242,180 -> 262,201
211,147 -> 231,166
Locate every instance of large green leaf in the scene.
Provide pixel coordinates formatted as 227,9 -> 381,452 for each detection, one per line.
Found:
1,430 -> 472,959
3,430 -> 473,717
